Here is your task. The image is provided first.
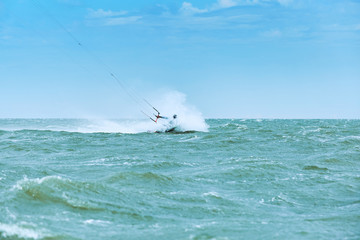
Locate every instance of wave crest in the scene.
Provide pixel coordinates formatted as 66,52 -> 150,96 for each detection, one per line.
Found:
13,176 -> 105,211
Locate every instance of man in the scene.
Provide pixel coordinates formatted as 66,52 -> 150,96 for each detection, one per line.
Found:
165,114 -> 178,132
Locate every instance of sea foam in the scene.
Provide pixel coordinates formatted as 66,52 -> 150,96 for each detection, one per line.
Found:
0,223 -> 50,239
0,91 -> 208,134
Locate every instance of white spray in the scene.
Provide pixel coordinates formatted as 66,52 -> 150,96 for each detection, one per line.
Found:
150,91 -> 209,132
1,91 -> 208,133
80,91 -> 209,133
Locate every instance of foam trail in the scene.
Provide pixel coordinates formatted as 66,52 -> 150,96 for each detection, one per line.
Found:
0,223 -> 49,239
0,119 -> 151,134
0,91 -> 208,133
150,91 -> 209,132
75,119 -> 156,134
79,91 -> 209,133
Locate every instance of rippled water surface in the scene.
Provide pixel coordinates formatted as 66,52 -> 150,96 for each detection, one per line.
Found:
0,119 -> 359,239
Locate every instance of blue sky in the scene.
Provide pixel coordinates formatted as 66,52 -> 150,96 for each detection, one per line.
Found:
1,0 -> 359,118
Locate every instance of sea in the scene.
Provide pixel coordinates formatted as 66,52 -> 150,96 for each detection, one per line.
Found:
0,118 -> 359,240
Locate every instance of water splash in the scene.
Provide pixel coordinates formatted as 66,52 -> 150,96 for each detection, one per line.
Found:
0,91 -> 208,133
150,91 -> 209,132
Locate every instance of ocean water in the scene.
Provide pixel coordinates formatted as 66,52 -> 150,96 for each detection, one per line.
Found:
0,119 -> 359,239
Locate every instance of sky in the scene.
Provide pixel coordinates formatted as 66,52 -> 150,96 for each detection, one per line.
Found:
0,0 -> 359,119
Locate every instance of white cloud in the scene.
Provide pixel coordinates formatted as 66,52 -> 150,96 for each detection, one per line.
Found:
262,29 -> 282,37
87,9 -> 127,18
179,2 -> 208,15
216,0 -> 238,8
104,16 -> 142,26
277,0 -> 293,6
211,0 -> 263,10
179,0 -> 294,15
324,23 -> 360,32
86,8 -> 141,26
179,0 -> 240,15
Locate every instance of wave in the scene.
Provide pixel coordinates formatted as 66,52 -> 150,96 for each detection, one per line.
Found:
13,176 -> 107,211
0,222 -> 75,240
0,118 -> 207,134
106,171 -> 174,185
11,175 -> 160,221
0,223 -> 51,240
219,122 -> 248,130
303,165 -> 329,171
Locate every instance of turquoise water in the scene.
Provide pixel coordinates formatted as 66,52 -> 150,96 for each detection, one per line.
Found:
0,119 -> 359,239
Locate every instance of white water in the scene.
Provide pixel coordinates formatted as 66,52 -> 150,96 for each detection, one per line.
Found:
77,91 -> 208,133
0,91 -> 208,133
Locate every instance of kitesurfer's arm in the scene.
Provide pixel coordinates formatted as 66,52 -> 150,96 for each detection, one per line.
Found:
155,114 -> 168,121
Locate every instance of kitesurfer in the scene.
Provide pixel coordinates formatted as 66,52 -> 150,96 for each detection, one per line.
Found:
164,114 -> 178,132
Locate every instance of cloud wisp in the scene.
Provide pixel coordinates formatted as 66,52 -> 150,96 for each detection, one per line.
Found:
178,0 -> 294,16
86,8 -> 142,26
82,1 -> 359,45
87,9 -> 128,18
179,2 -> 209,16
